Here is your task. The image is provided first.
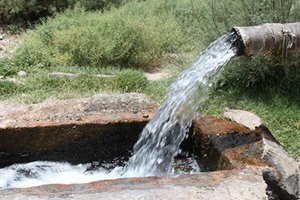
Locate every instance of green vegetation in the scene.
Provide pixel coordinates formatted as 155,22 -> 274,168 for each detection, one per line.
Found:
113,70 -> 149,93
0,0 -> 124,24
0,58 -> 17,77
1,0 -> 300,158
13,5 -> 183,69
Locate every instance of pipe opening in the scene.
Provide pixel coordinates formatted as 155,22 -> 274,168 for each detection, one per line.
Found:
231,28 -> 245,56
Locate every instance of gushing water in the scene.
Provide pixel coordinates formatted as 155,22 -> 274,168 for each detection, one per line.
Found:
0,33 -> 237,189
123,33 -> 237,177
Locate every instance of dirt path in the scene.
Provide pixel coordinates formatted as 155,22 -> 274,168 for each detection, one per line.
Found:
145,68 -> 171,81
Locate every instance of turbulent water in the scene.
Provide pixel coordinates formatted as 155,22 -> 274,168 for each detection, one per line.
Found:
0,33 -> 237,189
123,33 -> 237,177
0,161 -> 123,189
0,157 -> 200,189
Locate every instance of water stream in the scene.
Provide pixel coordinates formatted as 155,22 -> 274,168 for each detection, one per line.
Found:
0,33 -> 237,189
123,33 -> 238,177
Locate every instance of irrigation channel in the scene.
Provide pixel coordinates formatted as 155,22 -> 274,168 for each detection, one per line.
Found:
0,33 -> 238,189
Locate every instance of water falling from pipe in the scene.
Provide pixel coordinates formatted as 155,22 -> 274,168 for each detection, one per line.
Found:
123,33 -> 238,177
0,32 -> 238,189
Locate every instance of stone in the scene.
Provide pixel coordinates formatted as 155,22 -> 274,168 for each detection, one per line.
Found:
223,109 -> 300,199
49,72 -> 115,80
189,116 -> 269,171
0,93 -> 157,167
262,136 -> 300,200
4,77 -> 19,84
0,169 -> 268,200
49,72 -> 80,78
93,74 -> 115,80
224,108 -> 263,130
17,70 -> 27,77
0,99 -> 296,199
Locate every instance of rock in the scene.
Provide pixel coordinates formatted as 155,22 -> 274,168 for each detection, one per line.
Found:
0,34 -> 4,40
49,72 -> 79,78
189,116 -> 269,171
0,169 -> 268,200
3,77 -> 19,84
262,135 -> 300,200
94,74 -> 115,80
17,70 -> 27,77
224,109 -> 263,130
0,93 -> 157,167
223,109 -> 300,199
49,72 -> 115,80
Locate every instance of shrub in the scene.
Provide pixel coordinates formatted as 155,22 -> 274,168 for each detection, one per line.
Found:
218,54 -> 300,97
68,0 -> 124,11
10,0 -> 300,85
0,0 -> 125,24
0,0 -> 68,24
13,7 -> 183,69
113,70 -> 149,92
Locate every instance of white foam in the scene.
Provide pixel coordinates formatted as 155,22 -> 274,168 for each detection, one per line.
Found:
0,161 -> 123,189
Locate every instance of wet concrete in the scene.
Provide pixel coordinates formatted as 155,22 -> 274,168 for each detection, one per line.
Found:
188,116 -> 269,172
0,93 -> 157,167
1,168 -> 268,200
0,96 -> 298,199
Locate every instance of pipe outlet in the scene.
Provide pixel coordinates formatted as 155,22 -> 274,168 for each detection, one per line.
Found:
232,22 -> 300,56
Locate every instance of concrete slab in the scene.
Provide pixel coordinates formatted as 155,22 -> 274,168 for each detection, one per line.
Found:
0,168 -> 268,200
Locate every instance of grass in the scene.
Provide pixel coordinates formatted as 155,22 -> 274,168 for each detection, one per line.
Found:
0,64 -> 169,104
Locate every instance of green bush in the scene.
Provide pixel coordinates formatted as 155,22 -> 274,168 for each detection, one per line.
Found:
113,70 -> 149,92
0,0 -> 68,24
0,0 -> 125,24
218,54 -> 300,97
10,0 -> 300,82
68,0 -> 124,11
13,6 -> 183,69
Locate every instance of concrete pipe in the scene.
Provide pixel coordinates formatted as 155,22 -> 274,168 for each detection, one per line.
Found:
232,22 -> 300,56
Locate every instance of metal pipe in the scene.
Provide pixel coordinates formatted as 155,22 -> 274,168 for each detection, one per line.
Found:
232,22 -> 300,56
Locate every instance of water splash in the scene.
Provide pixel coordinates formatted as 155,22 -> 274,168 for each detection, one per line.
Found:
0,161 -> 123,189
123,33 -> 237,177
0,33 -> 237,189
0,156 -> 199,189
